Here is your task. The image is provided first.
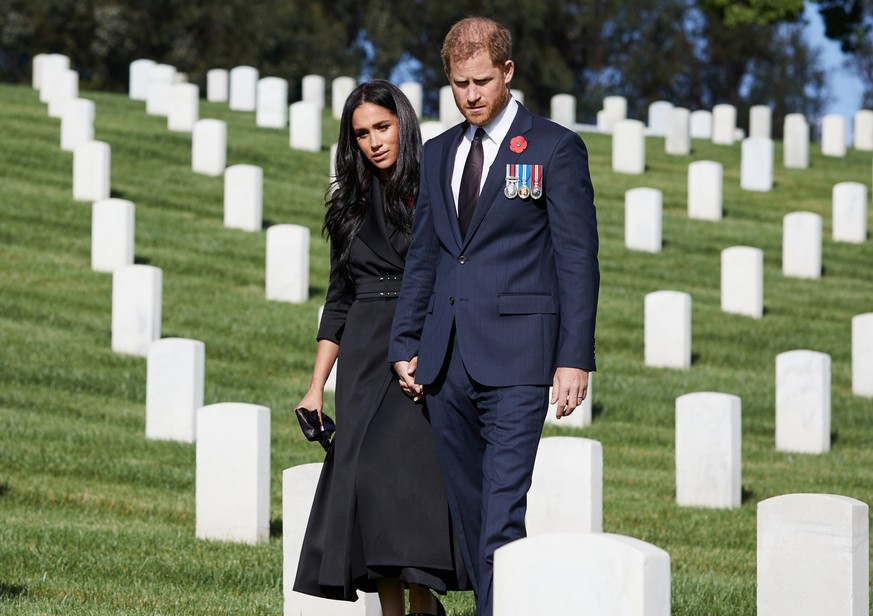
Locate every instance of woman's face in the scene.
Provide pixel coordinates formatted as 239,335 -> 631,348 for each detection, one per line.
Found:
351,102 -> 399,180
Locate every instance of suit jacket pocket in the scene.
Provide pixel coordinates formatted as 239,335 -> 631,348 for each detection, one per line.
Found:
426,293 -> 436,314
497,293 -> 557,315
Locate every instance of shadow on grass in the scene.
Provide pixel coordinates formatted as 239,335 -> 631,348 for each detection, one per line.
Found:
592,402 -> 604,420
110,189 -> 127,199
0,583 -> 27,600
741,485 -> 755,504
0,482 -> 9,497
134,255 -> 152,265
270,518 -> 283,539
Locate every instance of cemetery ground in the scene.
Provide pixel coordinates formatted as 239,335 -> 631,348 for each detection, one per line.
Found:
1,81 -> 872,615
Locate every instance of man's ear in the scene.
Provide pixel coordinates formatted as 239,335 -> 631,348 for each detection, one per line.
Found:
502,60 -> 515,85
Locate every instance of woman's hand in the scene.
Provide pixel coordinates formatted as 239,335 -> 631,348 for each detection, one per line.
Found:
296,390 -> 325,428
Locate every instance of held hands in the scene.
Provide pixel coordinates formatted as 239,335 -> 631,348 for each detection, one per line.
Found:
551,367 -> 590,419
393,357 -> 423,402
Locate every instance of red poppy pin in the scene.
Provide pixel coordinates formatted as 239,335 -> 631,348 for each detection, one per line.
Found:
402,193 -> 413,208
509,135 -> 527,154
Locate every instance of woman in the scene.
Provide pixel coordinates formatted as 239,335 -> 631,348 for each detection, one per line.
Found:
293,80 -> 466,616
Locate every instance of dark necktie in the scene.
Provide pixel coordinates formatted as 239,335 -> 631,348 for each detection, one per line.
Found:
458,127 -> 486,239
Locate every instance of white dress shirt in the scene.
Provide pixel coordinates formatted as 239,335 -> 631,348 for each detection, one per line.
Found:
451,98 -> 519,213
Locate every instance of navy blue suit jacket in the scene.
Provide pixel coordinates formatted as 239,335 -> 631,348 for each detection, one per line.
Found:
390,104 -> 599,387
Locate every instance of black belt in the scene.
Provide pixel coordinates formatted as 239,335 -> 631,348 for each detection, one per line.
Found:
355,275 -> 402,299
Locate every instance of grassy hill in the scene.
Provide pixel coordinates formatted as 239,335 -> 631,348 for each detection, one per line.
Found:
1,82 -> 872,614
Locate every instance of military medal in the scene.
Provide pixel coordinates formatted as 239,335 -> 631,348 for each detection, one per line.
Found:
504,164 -> 519,199
531,164 -> 543,199
518,164 -> 531,199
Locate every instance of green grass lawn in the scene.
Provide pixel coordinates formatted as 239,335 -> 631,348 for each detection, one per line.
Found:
1,82 -> 872,615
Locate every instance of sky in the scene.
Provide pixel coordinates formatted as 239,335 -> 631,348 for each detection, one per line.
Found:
803,2 -> 866,138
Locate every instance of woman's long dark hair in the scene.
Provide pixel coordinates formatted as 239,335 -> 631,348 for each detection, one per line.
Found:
324,79 -> 421,283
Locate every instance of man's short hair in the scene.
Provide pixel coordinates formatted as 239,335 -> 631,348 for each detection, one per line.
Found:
441,17 -> 512,74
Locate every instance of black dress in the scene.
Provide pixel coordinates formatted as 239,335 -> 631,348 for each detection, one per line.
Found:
294,180 -> 468,601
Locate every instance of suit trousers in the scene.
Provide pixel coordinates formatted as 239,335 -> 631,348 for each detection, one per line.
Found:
425,327 -> 548,616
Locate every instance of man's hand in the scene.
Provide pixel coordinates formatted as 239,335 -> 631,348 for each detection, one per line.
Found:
393,356 -> 423,402
550,367 -> 590,418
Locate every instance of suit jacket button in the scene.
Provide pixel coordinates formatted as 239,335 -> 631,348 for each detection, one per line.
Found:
458,255 -> 467,264
449,297 -> 455,305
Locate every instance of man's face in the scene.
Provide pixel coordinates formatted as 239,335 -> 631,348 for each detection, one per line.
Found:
447,50 -> 514,127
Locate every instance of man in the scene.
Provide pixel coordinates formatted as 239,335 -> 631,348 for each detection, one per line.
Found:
389,17 -> 599,616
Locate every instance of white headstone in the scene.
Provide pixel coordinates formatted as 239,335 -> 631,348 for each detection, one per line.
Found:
38,54 -> 70,103
111,265 -> 162,357
145,64 -> 176,116
439,85 -> 464,126
712,104 -> 737,145
782,212 -> 822,279
146,338 -> 204,443
192,119 -> 227,176
206,68 -> 228,103
289,101 -> 322,152
721,246 -> 763,319
60,98 -> 95,152
317,306 -> 337,392
665,107 -> 690,155
783,113 -> 810,168
419,121 -> 447,144
832,181 -> 867,243
196,403 -> 270,544
852,313 -> 873,397
510,89 -> 524,105
612,119 -> 646,175
645,291 -> 692,370
750,105 -> 772,139
224,164 -> 263,232
331,76 -> 356,120
601,96 -> 627,133
174,72 -> 189,84
266,224 -> 310,303
129,59 -> 155,100
301,74 -> 326,108
256,77 -> 289,128
854,109 -> 873,151
687,160 -> 723,220
329,143 -> 338,182
494,533 -> 671,616
740,137 -> 774,191
527,437 -> 602,535
821,114 -> 846,157
550,94 -> 576,130
229,66 -> 258,112
283,464 -> 380,615
545,376 -> 593,429
757,494 -> 869,616
675,392 -> 741,509
91,198 -> 134,273
167,83 -> 199,132
399,81 -> 423,118
73,140 -> 111,202
647,100 -> 674,137
47,69 -> 79,118
32,53 -> 47,90
689,110 -> 712,139
625,187 -> 662,253
776,350 -> 831,454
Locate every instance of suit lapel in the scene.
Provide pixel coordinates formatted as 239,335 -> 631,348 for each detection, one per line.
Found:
438,124 -> 467,248
463,106 -> 534,247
